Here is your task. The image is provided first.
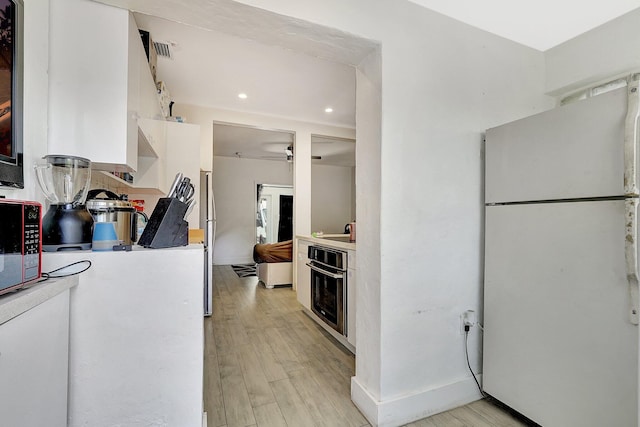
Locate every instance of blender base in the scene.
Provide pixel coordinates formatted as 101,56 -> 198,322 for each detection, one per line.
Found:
42,204 -> 94,252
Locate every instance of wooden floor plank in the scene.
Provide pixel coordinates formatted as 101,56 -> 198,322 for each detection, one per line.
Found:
246,329 -> 290,383
288,367 -> 361,427
467,399 -> 530,427
204,317 -> 227,427
263,326 -> 305,373
218,351 -> 256,427
270,378 -> 316,427
252,402 -> 288,427
235,343 -> 277,408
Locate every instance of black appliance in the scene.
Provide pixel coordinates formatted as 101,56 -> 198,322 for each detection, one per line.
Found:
41,204 -> 93,251
34,155 -> 94,251
307,245 -> 348,335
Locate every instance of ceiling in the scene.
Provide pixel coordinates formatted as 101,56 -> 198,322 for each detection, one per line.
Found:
131,9 -> 362,166
407,0 -> 640,51
213,123 -> 355,167
133,13 -> 359,128
95,0 -> 640,165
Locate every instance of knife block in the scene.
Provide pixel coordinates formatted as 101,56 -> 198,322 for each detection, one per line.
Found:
138,198 -> 189,248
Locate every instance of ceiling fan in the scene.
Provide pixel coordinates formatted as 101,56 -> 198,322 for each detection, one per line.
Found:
259,144 -> 322,162
285,145 -> 322,162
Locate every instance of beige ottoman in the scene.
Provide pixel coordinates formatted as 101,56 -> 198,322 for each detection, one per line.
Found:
257,262 -> 293,289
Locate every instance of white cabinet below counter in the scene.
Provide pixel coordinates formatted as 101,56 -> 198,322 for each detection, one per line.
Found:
0,277 -> 79,427
296,239 -> 311,310
347,251 -> 356,348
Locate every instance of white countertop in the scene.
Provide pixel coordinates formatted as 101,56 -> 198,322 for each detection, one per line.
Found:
296,234 -> 356,251
0,275 -> 79,326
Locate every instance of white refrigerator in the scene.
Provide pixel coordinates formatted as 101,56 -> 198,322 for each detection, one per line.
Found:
483,76 -> 639,427
200,171 -> 216,316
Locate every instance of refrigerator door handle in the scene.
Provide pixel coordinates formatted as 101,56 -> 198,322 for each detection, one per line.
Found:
623,74 -> 640,196
624,198 -> 639,325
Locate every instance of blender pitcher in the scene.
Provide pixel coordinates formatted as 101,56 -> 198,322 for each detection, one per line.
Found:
35,155 -> 94,251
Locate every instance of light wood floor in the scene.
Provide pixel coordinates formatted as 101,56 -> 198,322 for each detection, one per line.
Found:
204,265 -> 530,427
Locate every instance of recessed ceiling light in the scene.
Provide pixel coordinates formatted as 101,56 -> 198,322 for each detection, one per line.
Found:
238,93 -> 248,99
325,107 -> 333,113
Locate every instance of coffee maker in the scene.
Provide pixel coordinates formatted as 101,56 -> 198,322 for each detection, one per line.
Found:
35,155 -> 94,251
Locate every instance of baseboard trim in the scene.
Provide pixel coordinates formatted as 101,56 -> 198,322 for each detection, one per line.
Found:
351,375 -> 483,427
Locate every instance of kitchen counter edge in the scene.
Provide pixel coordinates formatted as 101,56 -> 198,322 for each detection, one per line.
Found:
0,275 -> 79,326
296,235 -> 356,251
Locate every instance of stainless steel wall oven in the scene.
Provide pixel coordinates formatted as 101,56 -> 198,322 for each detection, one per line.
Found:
307,245 -> 348,335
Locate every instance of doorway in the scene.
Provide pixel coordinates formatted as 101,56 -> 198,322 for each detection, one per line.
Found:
257,184 -> 293,244
277,194 -> 293,241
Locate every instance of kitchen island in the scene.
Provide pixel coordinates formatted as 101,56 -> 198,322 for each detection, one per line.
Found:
42,245 -> 204,427
295,235 -> 356,353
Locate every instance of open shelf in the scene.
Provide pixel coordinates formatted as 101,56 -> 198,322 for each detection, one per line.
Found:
138,126 -> 160,158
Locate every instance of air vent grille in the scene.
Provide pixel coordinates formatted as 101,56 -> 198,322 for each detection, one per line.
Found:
153,41 -> 172,59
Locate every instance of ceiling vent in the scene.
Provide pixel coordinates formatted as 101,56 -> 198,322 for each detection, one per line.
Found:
153,41 -> 172,59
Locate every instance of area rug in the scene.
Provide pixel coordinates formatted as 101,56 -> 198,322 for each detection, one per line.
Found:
231,264 -> 257,278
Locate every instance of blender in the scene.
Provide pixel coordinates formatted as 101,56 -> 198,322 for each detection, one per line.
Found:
35,155 -> 94,251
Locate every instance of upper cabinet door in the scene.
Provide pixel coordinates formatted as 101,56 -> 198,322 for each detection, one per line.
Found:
48,0 -> 160,172
485,87 -> 627,203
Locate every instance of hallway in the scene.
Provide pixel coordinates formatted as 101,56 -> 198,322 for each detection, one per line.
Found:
204,265 -> 528,427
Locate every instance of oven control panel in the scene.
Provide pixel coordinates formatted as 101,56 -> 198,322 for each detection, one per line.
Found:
308,245 -> 347,271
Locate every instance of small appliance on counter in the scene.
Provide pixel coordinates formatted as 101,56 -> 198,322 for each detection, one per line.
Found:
34,155 -> 94,251
0,199 -> 42,295
86,189 -> 148,246
138,197 -> 188,248
344,221 -> 356,242
138,172 -> 194,249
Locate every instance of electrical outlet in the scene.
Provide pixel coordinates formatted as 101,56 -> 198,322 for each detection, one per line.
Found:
460,310 -> 475,334
463,310 -> 475,326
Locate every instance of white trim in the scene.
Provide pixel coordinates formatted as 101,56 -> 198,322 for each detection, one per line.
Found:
351,375 -> 484,427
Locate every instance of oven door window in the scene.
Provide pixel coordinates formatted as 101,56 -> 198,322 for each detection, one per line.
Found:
311,266 -> 344,335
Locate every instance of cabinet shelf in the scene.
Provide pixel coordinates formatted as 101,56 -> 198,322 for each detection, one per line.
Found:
95,170 -> 165,195
96,170 -> 133,188
138,126 -> 159,158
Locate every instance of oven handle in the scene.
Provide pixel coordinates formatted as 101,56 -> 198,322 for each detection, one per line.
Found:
306,262 -> 345,279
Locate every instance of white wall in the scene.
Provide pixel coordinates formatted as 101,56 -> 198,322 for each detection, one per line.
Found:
545,8 -> 640,96
311,164 -> 354,234
353,45 -> 383,407
229,1 -> 554,425
0,0 -> 50,203
212,156 -> 292,265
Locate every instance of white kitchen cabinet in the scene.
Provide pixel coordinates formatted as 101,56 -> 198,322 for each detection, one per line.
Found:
0,289 -> 71,427
130,118 -> 167,193
296,239 -> 311,309
117,120 -> 200,197
49,0 -> 161,171
347,249 -> 356,347
164,121 -> 202,224
120,121 -> 201,223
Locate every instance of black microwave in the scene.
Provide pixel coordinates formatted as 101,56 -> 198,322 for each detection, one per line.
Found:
0,200 -> 41,295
